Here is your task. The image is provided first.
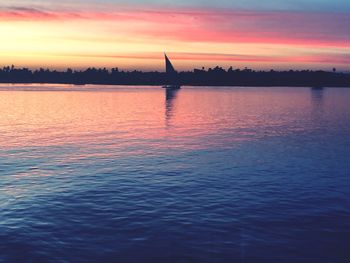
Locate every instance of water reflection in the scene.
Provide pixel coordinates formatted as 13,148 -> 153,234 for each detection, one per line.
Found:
0,85 -> 348,151
311,87 -> 325,103
1,86 -> 350,263
165,88 -> 179,126
310,87 -> 325,124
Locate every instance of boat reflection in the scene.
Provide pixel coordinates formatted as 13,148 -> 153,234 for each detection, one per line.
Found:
311,86 -> 324,98
310,87 -> 326,127
165,88 -> 180,127
310,86 -> 325,108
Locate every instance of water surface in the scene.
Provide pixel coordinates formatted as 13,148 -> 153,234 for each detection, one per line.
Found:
0,85 -> 350,262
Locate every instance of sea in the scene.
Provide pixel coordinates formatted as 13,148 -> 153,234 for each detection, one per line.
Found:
0,85 -> 349,262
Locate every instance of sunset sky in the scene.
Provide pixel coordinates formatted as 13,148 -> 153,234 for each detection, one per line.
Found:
0,0 -> 349,71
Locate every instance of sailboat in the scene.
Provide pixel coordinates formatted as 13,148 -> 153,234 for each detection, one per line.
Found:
163,53 -> 181,89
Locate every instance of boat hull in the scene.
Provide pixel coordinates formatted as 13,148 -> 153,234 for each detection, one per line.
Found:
162,85 -> 181,89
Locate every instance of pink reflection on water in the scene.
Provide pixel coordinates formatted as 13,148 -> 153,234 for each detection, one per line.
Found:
0,85 -> 345,154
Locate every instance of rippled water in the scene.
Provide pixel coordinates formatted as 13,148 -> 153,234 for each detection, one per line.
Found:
0,85 -> 350,262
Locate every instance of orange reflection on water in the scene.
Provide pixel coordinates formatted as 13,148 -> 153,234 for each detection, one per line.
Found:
0,86 -> 164,148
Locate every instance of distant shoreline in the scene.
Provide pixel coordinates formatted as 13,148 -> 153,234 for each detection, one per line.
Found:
1,83 -> 349,88
1,66 -> 349,87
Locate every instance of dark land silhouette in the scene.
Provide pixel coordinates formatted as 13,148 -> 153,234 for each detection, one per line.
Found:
1,65 -> 349,87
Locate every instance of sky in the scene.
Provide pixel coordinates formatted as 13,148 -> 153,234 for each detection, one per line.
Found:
0,0 -> 350,71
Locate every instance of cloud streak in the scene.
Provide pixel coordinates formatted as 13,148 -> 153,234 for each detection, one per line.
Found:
58,51 -> 350,65
0,6 -> 83,20
1,6 -> 349,47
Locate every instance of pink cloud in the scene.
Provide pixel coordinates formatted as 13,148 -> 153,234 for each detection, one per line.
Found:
1,6 -> 349,48
118,9 -> 350,47
56,51 -> 350,65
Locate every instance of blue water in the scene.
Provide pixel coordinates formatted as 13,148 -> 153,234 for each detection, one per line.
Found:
0,86 -> 350,262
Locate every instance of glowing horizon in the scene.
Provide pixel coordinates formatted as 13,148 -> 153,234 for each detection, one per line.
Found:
1,1 -> 350,71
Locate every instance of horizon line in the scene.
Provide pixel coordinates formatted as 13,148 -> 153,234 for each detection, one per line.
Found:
1,65 -> 348,73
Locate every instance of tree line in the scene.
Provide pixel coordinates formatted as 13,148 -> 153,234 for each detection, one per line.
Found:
0,65 -> 349,87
